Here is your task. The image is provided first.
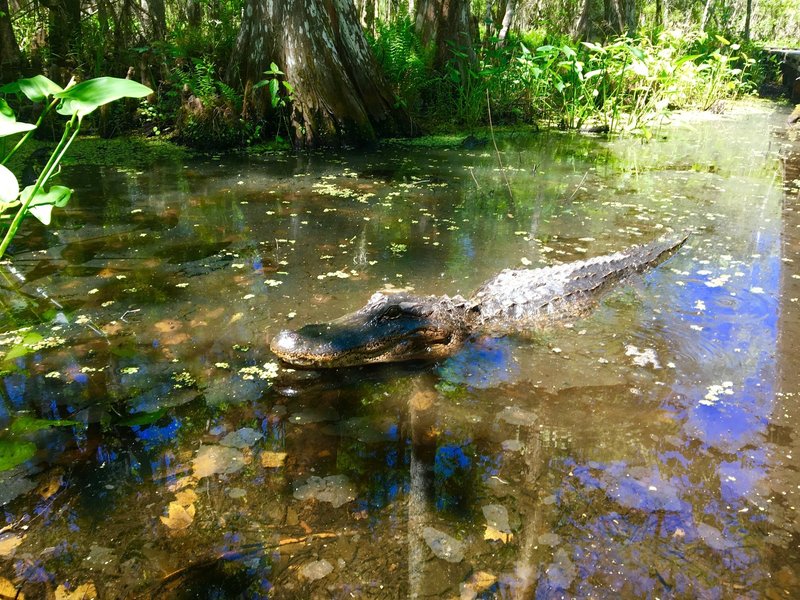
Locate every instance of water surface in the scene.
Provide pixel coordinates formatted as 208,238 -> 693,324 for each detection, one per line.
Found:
1,102 -> 799,598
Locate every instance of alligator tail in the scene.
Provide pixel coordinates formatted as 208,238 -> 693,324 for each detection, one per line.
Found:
468,231 -> 690,332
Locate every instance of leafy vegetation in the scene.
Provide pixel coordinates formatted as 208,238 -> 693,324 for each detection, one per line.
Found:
0,75 -> 152,258
372,23 -> 762,133
0,0 -> 793,146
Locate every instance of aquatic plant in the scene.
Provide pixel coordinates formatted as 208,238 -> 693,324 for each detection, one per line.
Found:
0,75 -> 152,259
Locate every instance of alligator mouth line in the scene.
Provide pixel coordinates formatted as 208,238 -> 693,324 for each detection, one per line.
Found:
270,326 -> 456,368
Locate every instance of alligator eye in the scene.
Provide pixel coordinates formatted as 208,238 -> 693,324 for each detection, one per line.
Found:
382,305 -> 403,320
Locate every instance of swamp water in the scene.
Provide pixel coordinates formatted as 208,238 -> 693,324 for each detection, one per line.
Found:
1,102 -> 799,599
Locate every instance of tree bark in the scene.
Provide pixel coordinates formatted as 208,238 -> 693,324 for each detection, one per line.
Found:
184,0 -> 202,27
230,0 -> 410,148
605,0 -> 625,35
571,0 -> 592,39
701,0 -> 713,31
138,0 -> 166,42
414,0 -> 475,83
42,0 -> 81,79
0,0 -> 24,81
743,0 -> 752,39
497,0 -> 517,45
623,0 -> 637,35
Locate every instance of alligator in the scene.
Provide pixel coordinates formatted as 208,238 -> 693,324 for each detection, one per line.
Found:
270,233 -> 688,368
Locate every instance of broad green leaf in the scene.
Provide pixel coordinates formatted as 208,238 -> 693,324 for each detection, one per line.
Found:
581,41 -> 605,53
0,75 -> 63,102
0,100 -> 36,138
0,98 -> 13,119
20,184 -> 72,208
0,439 -> 36,471
10,415 -> 79,434
628,47 -> 646,61
28,204 -> 54,225
55,77 -> 152,118
20,185 -> 72,225
0,200 -> 20,214
0,164 -> 19,203
675,54 -> 703,67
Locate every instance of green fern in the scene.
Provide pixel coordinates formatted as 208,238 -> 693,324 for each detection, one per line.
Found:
370,16 -> 434,110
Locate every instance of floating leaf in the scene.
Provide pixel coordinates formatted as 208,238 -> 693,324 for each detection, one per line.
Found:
0,439 -> 36,471
219,427 -> 263,449
0,532 -> 24,557
421,526 -> 465,563
118,408 -> 167,427
55,582 -> 97,600
174,489 -> 198,507
192,445 -> 245,478
55,77 -> 152,118
484,525 -> 512,543
10,415 -> 79,434
0,576 -> 24,599
300,559 -> 333,581
261,451 -> 287,468
160,501 -> 195,530
462,571 -> 497,596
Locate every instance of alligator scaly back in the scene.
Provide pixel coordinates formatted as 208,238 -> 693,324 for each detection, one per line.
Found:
467,233 -> 689,334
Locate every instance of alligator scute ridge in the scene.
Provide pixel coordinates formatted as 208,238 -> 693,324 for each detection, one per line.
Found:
270,233 -> 689,368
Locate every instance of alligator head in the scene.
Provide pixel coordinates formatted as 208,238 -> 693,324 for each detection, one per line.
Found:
270,292 -> 470,368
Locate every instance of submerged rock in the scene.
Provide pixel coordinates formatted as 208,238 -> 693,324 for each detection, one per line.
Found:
293,475 -> 355,508
219,427 -> 263,449
545,548 -> 576,590
482,504 -> 511,533
192,445 -> 245,478
300,559 -> 334,581
422,526 -> 465,563
497,406 -> 537,426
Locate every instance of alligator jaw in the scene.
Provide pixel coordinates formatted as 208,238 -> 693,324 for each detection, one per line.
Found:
269,292 -> 469,368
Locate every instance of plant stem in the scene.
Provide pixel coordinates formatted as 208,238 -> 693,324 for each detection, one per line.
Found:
0,115 -> 80,259
486,89 -> 513,203
1,97 -> 60,166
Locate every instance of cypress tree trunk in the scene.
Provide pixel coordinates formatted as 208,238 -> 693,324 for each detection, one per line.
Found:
42,0 -> 81,80
414,0 -> 475,84
498,0 -> 517,46
138,0 -> 166,42
0,0 -> 24,81
230,0 -> 410,148
571,0 -> 592,39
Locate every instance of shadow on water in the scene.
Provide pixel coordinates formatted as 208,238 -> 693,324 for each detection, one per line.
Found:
1,102 -> 799,598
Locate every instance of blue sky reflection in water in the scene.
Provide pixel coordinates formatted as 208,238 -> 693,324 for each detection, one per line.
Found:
538,229 -> 782,598
0,102 -> 798,598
